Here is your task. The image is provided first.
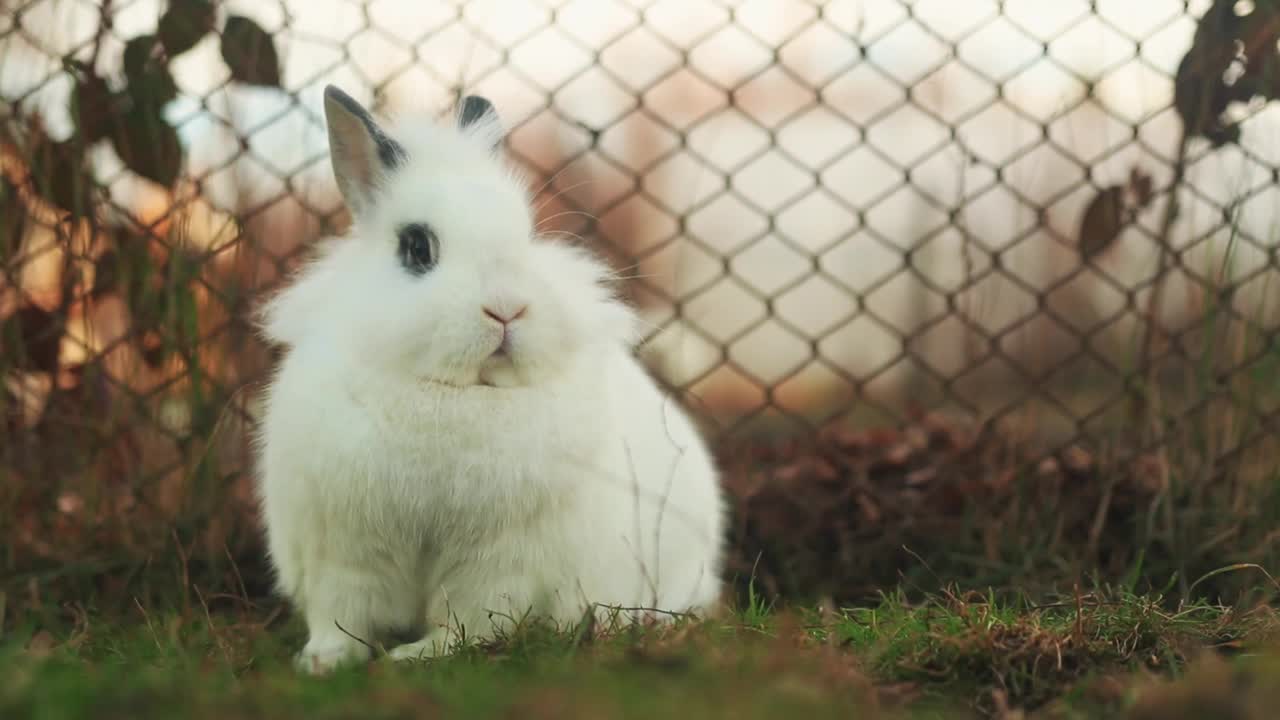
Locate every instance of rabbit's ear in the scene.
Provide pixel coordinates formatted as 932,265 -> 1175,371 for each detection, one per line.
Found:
323,85 -> 405,215
458,95 -> 503,148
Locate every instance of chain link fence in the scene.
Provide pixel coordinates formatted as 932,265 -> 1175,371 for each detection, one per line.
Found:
2,1 -> 1280,591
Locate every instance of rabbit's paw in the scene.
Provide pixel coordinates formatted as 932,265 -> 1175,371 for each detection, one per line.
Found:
388,629 -> 455,662
295,640 -> 369,674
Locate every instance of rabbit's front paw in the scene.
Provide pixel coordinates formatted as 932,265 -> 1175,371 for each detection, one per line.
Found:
387,628 -> 455,662
295,639 -> 370,674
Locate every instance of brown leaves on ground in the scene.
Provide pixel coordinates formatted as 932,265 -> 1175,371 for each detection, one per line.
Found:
722,411 -> 1173,603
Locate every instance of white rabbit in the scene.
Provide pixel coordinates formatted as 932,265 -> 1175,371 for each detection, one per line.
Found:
255,86 -> 726,673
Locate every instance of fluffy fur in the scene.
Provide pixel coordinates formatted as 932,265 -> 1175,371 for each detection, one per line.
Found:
255,87 -> 726,673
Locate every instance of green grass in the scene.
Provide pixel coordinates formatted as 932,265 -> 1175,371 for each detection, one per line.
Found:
3,587 -> 1276,720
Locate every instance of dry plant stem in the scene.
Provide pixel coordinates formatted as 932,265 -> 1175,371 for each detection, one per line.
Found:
1136,134 -> 1187,427
1086,474 -> 1115,560
1140,130 -> 1189,595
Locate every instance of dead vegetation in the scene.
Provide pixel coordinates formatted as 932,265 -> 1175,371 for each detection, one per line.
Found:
724,411 -> 1280,607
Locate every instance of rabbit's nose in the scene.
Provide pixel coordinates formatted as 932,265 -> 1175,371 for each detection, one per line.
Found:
483,305 -> 527,325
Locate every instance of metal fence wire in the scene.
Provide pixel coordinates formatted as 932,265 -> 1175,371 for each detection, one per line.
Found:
2,0 -> 1279,503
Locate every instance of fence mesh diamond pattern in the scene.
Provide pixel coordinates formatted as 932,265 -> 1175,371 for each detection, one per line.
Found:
2,0 -> 1279,556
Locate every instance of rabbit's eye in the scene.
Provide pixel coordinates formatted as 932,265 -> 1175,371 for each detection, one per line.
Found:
396,223 -> 437,276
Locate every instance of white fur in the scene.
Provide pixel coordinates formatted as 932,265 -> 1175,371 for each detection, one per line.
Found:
255,95 -> 726,673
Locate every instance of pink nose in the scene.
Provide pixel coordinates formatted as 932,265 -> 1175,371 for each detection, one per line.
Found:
484,305 -> 527,325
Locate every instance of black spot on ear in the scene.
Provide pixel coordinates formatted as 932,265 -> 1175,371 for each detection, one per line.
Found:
459,95 -> 495,130
374,130 -> 406,170
323,85 -> 406,170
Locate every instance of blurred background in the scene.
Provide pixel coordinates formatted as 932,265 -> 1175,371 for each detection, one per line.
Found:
3,0 -> 1279,604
